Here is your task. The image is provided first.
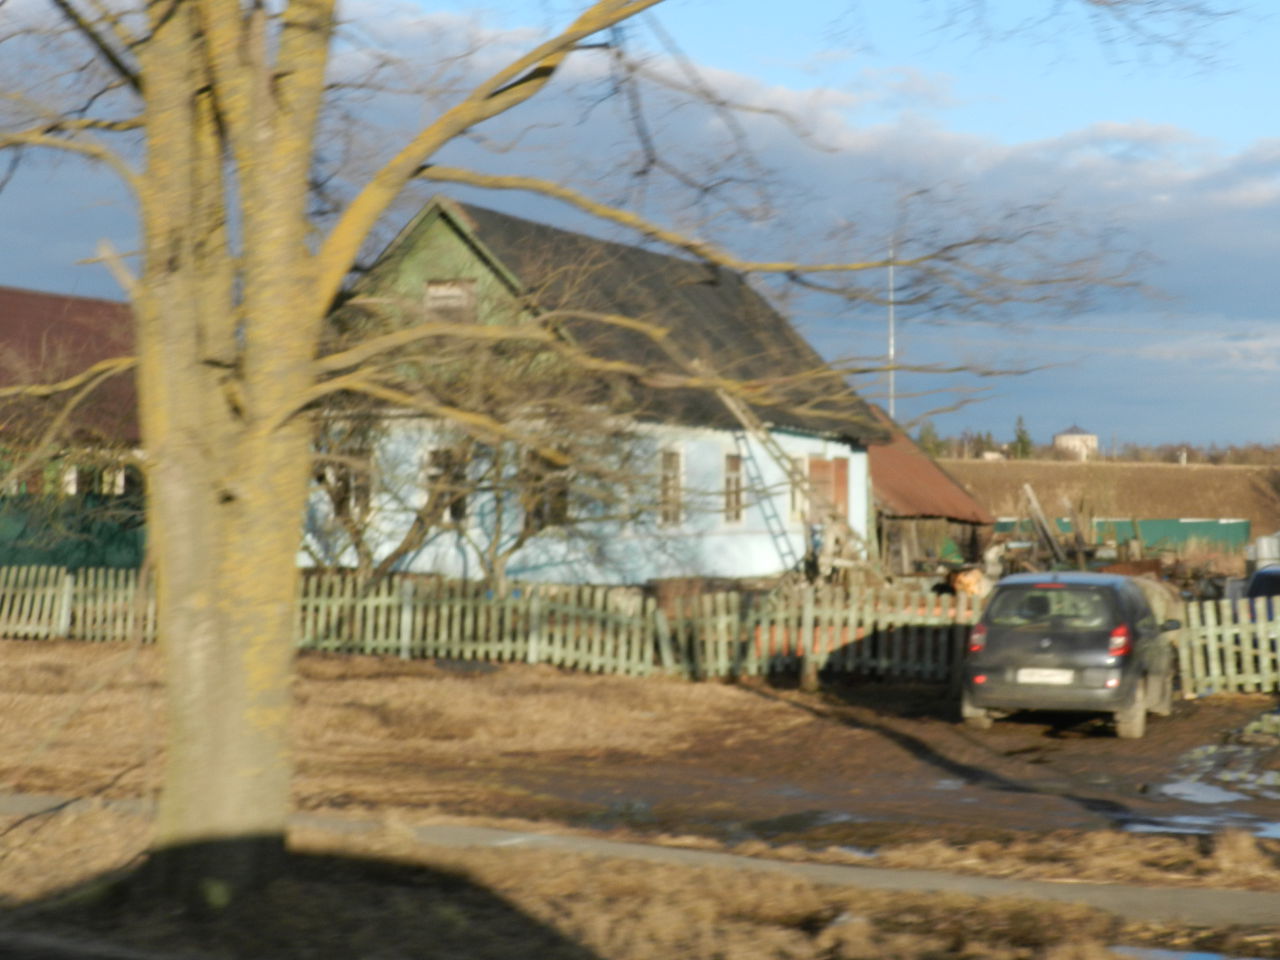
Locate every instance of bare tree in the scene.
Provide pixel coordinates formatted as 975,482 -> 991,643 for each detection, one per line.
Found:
0,0 -> 1226,906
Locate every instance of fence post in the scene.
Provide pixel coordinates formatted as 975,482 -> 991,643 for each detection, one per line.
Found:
56,569 -> 74,638
398,577 -> 415,660
653,606 -> 677,675
527,590 -> 543,665
799,586 -> 818,692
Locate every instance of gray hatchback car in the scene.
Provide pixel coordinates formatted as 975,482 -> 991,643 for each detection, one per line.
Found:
961,572 -> 1180,738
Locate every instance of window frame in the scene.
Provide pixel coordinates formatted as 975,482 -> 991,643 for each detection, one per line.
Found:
424,279 -> 478,324
723,452 -> 744,524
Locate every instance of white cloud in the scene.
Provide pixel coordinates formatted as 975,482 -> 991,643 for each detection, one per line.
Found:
4,5 -> 1280,442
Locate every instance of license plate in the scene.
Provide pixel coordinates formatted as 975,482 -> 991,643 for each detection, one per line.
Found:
1016,668 -> 1073,685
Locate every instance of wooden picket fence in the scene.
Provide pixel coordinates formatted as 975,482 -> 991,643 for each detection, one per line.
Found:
297,576 -> 659,676
1177,597 -> 1280,696
1,564 -> 1279,694
0,565 -> 154,642
661,588 -> 978,681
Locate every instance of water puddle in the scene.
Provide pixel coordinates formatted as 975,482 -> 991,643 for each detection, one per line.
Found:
1122,737 -> 1280,838
1158,780 -> 1250,804
1116,948 -> 1265,960
745,808 -> 866,837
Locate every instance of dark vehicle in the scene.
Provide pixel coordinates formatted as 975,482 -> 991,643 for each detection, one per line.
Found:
1245,565 -> 1280,620
961,572 -> 1180,739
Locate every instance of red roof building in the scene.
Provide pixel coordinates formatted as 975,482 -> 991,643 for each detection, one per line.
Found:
866,406 -> 993,570
0,285 -> 137,447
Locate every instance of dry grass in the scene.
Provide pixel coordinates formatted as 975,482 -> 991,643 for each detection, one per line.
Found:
3,638 -> 1280,906
0,642 -> 812,798
293,651 -> 790,759
869,828 -> 1280,891
2,806 -> 1271,960
943,458 -> 1280,540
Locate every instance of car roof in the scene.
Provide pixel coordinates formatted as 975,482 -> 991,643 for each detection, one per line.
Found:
995,572 -> 1133,589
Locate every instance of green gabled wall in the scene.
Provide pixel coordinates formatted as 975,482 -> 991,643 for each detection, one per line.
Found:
354,200 -> 526,328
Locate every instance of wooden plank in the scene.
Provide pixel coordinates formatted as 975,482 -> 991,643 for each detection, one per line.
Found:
0,566 -> 13,628
1239,599 -> 1260,691
398,578 -> 414,660
653,603 -> 675,675
1176,602 -> 1197,697
1264,605 -> 1280,692
591,586 -> 604,673
1202,600 -> 1223,694
11,566 -> 32,637
1219,599 -> 1239,693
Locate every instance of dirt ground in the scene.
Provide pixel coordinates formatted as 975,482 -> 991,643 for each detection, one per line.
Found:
4,640 -> 1280,887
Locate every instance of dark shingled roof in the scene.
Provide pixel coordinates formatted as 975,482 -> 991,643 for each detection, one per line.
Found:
0,285 -> 137,445
407,199 -> 884,445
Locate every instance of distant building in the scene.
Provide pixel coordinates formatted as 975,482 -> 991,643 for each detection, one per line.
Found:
1053,425 -> 1098,462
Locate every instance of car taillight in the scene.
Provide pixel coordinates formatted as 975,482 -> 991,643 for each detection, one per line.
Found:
1108,624 -> 1131,656
969,623 -> 987,653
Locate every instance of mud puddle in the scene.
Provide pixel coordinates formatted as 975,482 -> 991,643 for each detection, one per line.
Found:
1120,731 -> 1280,839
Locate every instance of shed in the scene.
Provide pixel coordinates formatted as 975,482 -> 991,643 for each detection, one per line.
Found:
867,407 -> 994,573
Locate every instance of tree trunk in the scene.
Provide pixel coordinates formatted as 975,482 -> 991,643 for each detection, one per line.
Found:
146,430 -> 310,904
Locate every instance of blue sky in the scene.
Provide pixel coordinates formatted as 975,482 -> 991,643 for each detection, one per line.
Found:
2,0 -> 1276,447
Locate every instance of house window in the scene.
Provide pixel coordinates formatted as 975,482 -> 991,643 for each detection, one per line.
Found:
66,464 -> 116,496
315,456 -> 372,521
806,456 -> 849,523
425,280 -> 477,324
724,453 -> 743,523
427,448 -> 467,523
659,449 -> 682,526
522,452 -> 570,534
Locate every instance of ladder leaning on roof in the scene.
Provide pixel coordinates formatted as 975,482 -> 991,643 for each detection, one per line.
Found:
732,430 -> 800,573
709,378 -> 878,585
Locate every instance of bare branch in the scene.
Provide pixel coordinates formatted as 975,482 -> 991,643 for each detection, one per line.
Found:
314,313 -> 557,375
416,166 -> 895,275
0,355 -> 136,400
294,373 -> 571,467
48,0 -> 142,93
0,358 -> 129,493
315,0 -> 665,314
0,127 -> 140,194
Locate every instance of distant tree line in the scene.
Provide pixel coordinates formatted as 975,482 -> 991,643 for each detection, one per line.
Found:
914,417 -> 1280,465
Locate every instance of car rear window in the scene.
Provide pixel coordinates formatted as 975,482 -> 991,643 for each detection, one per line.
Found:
984,585 -> 1118,631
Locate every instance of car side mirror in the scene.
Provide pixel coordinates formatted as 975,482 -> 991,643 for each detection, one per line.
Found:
1160,619 -> 1182,632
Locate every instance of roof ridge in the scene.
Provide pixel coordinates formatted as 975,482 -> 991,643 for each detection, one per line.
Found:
0,284 -> 127,308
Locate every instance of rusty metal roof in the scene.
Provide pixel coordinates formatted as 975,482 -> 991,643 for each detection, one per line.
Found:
868,407 -> 994,524
0,285 -> 137,445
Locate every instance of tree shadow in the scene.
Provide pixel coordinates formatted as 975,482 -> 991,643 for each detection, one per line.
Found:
0,840 -> 604,960
738,680 -> 1137,825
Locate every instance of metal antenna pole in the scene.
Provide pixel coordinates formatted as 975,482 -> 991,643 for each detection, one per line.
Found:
887,240 -> 896,419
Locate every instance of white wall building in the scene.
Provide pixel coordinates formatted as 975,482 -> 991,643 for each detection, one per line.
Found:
1052,425 -> 1099,461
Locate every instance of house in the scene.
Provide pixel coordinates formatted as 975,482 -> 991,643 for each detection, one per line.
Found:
0,285 -> 143,567
303,197 -> 887,586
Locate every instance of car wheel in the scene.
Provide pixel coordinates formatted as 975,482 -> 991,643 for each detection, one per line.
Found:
1115,680 -> 1148,739
961,690 -> 993,730
1150,671 -> 1174,718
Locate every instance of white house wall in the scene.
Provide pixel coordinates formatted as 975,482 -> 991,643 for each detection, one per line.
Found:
301,420 -> 870,586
